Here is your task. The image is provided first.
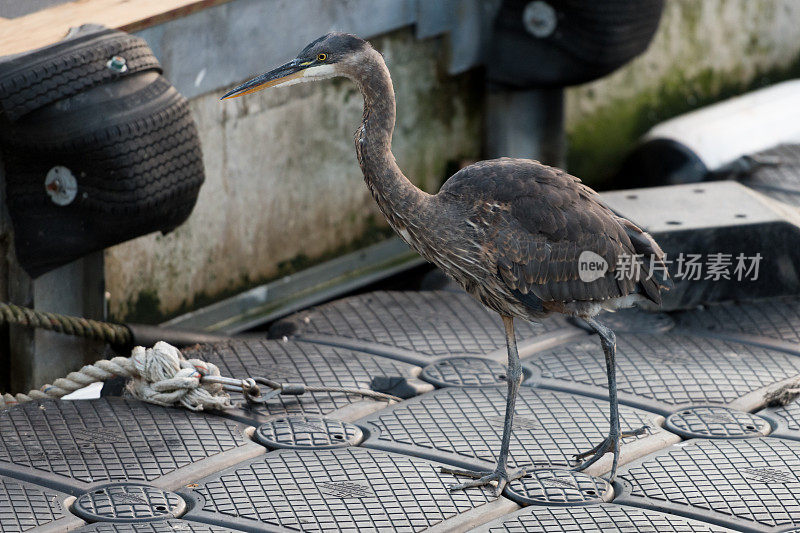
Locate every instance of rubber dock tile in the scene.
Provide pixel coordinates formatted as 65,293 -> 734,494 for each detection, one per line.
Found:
663,405 -> 771,439
503,468 -> 612,506
674,297 -> 800,354
252,416 -> 364,450
270,291 -> 581,365
524,331 -> 800,414
180,446 -> 518,532
573,308 -> 677,335
614,437 -> 800,532
0,472 -> 83,532
0,398 -> 264,494
467,502 -> 737,532
70,482 -> 187,523
356,386 -> 677,477
74,522 -> 239,532
185,339 -> 432,425
418,356 -> 522,388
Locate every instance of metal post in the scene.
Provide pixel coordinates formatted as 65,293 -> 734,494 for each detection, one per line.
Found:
485,85 -> 565,167
8,252 -> 106,392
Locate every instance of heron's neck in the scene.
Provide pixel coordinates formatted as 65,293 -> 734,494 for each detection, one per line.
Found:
349,49 -> 428,229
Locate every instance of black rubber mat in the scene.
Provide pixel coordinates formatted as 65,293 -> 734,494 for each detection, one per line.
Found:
420,356 -> 514,387
269,291 -> 580,365
0,472 -> 83,532
181,446 -> 515,532
471,503 -> 737,532
72,483 -> 186,523
615,437 -> 800,531
674,296 -> 800,353
759,401 -> 800,442
664,406 -> 771,439
10,287 -> 800,531
738,144 -> 800,208
253,416 -> 363,449
185,339 -> 432,425
74,521 -> 235,532
525,331 -> 800,414
574,309 -> 676,334
357,386 -> 675,474
0,398 -> 262,493
504,468 -> 612,506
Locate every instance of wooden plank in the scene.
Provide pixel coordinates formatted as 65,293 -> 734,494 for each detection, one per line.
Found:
0,0 -> 233,56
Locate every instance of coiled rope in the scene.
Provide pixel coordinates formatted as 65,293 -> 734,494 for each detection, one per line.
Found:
0,301 -> 131,345
0,302 -> 403,411
1,341 -> 231,411
1,339 -> 401,411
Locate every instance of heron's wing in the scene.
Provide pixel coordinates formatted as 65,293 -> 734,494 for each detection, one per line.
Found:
440,158 -> 667,305
489,215 -> 640,304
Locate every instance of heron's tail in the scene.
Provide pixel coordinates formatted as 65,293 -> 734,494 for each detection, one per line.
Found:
617,218 -> 673,306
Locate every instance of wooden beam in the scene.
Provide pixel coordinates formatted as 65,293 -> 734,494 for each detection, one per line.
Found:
0,0 -> 234,56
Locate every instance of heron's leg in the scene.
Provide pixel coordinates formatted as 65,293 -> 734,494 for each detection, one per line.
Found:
572,318 -> 647,481
441,316 -> 531,496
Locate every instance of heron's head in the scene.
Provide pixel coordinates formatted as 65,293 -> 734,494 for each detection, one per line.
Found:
220,32 -> 368,100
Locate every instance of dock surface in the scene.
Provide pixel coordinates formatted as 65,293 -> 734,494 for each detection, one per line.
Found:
4,288 -> 800,532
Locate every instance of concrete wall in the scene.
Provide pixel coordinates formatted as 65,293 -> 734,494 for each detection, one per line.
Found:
565,0 -> 800,187
105,29 -> 482,322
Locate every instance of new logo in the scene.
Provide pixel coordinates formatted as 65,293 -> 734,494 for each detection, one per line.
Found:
578,251 -> 608,283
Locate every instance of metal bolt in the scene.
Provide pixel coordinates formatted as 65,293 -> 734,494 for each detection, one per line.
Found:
523,1 -> 557,38
106,55 -> 128,73
44,166 -> 78,206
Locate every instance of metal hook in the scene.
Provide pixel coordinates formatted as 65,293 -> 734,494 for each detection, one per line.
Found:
243,377 -> 306,404
201,375 -> 261,397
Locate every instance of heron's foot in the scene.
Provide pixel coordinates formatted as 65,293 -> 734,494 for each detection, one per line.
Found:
572,425 -> 648,480
574,425 -> 648,461
440,464 -> 531,497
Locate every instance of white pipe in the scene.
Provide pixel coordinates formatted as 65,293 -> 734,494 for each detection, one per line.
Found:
643,79 -> 800,170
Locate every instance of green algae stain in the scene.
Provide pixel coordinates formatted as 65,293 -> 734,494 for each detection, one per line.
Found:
115,215 -> 396,325
568,55 -> 800,189
123,289 -> 162,325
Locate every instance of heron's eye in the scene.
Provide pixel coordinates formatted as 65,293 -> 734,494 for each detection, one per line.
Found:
317,53 -> 327,61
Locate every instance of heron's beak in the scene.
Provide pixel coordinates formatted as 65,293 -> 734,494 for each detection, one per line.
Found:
220,59 -> 308,100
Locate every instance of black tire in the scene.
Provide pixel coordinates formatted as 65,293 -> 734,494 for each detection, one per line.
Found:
487,0 -> 664,87
0,27 -> 203,277
0,27 -> 161,122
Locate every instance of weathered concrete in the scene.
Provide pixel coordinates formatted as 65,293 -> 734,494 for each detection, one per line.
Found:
566,0 -> 800,187
105,29 -> 482,322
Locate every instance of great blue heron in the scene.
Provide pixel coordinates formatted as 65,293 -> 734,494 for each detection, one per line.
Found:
221,33 -> 671,495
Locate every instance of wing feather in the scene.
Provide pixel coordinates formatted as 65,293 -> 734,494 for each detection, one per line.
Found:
440,158 -> 669,306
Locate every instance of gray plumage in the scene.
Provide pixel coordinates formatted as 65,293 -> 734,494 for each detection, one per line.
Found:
222,32 -> 671,495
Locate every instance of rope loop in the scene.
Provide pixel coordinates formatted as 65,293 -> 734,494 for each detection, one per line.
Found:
0,341 -> 231,411
0,341 -> 399,411
127,341 -> 231,411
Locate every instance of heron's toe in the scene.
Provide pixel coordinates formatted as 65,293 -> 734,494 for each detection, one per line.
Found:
621,425 -> 649,438
573,434 -> 619,470
442,465 -> 531,497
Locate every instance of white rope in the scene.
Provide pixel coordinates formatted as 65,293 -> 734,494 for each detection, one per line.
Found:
0,341 -> 231,411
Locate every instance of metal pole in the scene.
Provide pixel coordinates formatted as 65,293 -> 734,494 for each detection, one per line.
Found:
485,85 -> 565,167
8,251 -> 106,392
